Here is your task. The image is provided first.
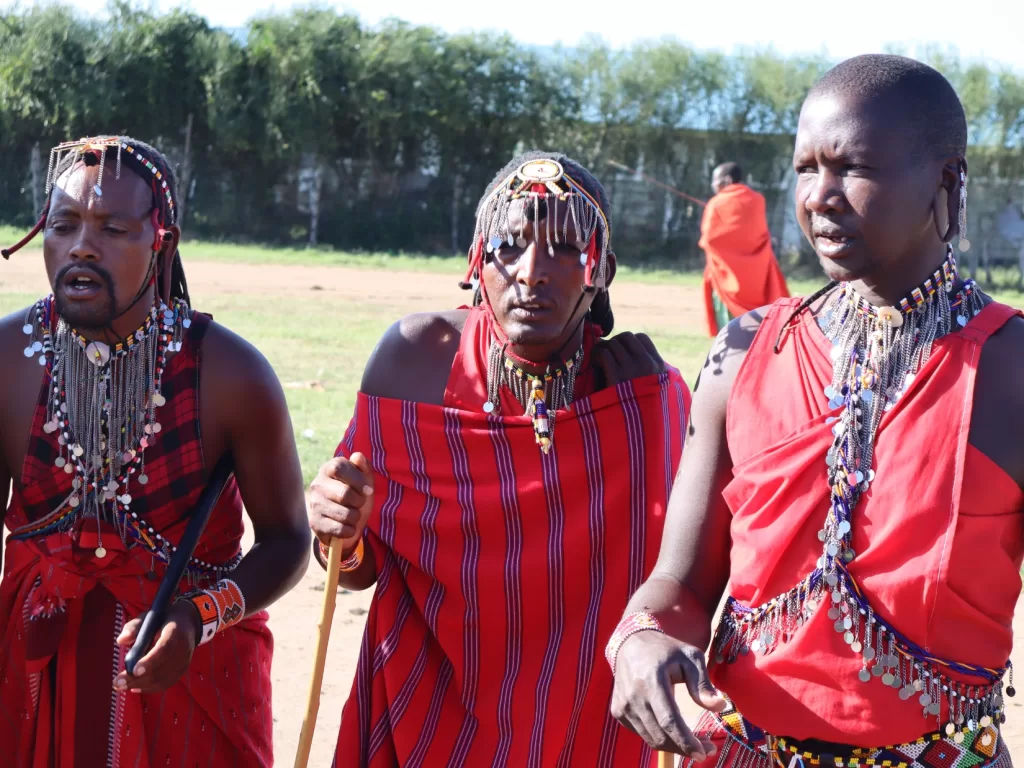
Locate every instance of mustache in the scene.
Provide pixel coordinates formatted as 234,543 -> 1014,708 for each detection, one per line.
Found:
55,262 -> 115,287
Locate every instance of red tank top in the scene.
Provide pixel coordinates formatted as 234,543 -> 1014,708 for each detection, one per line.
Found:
710,298 -> 1024,745
444,305 -> 601,412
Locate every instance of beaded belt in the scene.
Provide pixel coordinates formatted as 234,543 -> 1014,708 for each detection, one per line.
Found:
678,704 -> 1012,768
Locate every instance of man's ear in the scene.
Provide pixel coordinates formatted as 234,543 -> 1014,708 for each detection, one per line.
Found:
157,224 -> 181,305
604,251 -> 617,290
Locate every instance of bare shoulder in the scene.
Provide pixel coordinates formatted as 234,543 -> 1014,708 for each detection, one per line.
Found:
360,309 -> 469,404
976,310 -> 1024,404
200,319 -> 285,418
0,306 -> 38,395
692,304 -> 771,403
971,309 -> 1024,486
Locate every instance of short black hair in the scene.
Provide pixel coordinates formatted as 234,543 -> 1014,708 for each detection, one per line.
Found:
477,150 -> 616,336
809,54 -> 967,159
714,162 -> 743,184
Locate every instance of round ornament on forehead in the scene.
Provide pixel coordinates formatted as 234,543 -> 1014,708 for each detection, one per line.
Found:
516,158 -> 565,185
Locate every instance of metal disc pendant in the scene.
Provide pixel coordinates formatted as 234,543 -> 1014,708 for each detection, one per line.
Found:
859,669 -> 871,683
482,401 -> 495,414
959,238 -> 971,252
95,546 -> 107,559
516,237 -> 527,248
138,474 -> 149,485
85,341 -> 111,367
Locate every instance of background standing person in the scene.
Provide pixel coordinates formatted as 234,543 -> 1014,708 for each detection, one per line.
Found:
699,162 -> 789,336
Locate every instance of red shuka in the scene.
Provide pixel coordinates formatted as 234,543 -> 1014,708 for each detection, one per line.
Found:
711,298 -> 1024,746
333,307 -> 691,767
0,312 -> 274,768
700,184 -> 789,336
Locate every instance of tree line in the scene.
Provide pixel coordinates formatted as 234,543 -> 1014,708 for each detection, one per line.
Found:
2,4 -> 1023,267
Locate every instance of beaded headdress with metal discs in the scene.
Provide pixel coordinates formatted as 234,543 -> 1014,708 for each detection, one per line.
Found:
3,136 -> 177,261
460,158 -> 612,293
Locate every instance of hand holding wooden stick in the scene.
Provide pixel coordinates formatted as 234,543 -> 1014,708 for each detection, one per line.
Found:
293,538 -> 344,768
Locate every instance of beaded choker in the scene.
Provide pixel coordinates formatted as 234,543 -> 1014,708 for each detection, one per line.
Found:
484,341 -> 583,454
712,248 -> 1008,742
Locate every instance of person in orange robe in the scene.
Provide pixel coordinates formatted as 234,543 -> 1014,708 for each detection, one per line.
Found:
699,162 -> 789,336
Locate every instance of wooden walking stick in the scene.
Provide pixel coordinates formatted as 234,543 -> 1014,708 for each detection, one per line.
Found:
294,537 -> 344,768
658,751 -> 675,768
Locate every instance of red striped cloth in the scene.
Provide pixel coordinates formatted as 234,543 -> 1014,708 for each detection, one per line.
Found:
332,369 -> 689,767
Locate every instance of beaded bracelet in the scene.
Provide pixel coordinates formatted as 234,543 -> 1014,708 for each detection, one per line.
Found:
605,612 -> 665,674
317,537 -> 365,573
180,579 -> 246,646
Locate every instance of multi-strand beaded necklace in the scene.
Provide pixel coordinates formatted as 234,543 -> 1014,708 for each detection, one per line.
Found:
712,248 -> 1010,743
485,341 -> 583,453
15,297 -> 239,579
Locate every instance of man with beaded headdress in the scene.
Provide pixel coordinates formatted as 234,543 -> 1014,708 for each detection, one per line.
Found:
307,150 -> 691,766
609,55 -> 1022,767
0,136 -> 310,765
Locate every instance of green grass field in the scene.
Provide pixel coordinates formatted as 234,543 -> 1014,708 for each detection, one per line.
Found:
2,228 -> 1021,483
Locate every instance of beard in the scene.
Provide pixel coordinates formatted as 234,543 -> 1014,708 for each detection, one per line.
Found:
52,263 -> 119,331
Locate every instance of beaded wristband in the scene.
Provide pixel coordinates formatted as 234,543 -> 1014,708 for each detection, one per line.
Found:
181,579 -> 246,646
318,537 -> 365,573
605,612 -> 664,674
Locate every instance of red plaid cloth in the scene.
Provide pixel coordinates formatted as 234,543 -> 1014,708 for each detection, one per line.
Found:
0,309 -> 273,767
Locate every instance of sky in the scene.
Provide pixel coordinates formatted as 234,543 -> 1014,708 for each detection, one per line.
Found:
7,0 -> 1024,72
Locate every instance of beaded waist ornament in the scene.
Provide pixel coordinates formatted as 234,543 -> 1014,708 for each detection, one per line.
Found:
677,704 -> 1011,768
710,248 -> 1011,742
466,158 -> 610,454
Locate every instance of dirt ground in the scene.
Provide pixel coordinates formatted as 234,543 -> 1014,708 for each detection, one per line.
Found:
2,256 -> 1021,765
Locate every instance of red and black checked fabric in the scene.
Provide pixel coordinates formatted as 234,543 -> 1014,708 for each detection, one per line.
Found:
0,308 -> 272,767
332,370 -> 690,768
11,309 -> 244,566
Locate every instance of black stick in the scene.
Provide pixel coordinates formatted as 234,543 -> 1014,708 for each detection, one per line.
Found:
125,454 -> 235,675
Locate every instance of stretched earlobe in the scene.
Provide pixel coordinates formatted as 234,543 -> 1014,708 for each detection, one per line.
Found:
933,187 -> 954,242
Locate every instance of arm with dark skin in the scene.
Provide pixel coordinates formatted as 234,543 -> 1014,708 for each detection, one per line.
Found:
308,310 -> 466,591
115,322 -> 311,693
970,314 -> 1024,489
307,309 -> 667,590
610,309 -> 765,760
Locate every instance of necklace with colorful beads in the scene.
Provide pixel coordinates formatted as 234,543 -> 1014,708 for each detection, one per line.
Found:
20,297 -> 185,554
485,340 -> 583,454
712,247 -> 1010,742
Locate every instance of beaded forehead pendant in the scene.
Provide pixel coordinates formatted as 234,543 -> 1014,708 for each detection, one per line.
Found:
461,158 -> 612,292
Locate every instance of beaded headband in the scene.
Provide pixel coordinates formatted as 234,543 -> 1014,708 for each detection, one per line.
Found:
45,137 -> 177,224
2,136 -> 177,260
462,158 -> 612,293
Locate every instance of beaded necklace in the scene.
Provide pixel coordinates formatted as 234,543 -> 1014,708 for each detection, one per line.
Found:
484,341 -> 583,454
712,248 -> 1010,742
15,297 -> 239,578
